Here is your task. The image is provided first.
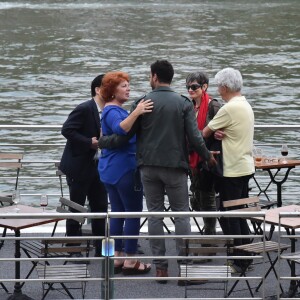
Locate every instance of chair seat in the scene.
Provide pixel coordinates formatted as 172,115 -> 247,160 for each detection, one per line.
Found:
259,199 -> 277,209
234,241 -> 290,254
36,264 -> 90,281
179,237 -> 233,298
179,265 -> 231,279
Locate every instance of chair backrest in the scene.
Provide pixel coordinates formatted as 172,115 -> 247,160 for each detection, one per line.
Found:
56,196 -> 88,224
41,238 -> 91,257
55,162 -> 64,197
0,152 -> 23,206
222,196 -> 261,212
183,237 -> 234,257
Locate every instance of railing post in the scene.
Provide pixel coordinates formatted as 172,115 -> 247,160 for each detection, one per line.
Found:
101,216 -> 114,300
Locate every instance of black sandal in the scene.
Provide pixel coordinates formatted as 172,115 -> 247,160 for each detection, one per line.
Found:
122,261 -> 151,275
114,263 -> 124,274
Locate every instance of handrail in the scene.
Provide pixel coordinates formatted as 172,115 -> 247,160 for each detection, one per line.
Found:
0,124 -> 300,130
0,210 -> 267,300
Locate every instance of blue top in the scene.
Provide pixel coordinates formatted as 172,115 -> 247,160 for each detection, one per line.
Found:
98,105 -> 137,184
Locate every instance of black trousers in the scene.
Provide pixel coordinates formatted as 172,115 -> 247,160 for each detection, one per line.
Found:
216,175 -> 253,267
66,171 -> 108,253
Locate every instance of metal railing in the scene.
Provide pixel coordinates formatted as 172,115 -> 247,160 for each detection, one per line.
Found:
0,210 -> 275,300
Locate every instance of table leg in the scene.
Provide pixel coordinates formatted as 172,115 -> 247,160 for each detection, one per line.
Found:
266,167 -> 293,207
252,173 -> 275,202
7,230 -> 34,300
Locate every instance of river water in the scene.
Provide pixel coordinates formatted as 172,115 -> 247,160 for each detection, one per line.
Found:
0,0 -> 299,205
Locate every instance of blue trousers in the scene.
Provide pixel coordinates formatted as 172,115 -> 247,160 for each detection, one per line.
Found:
104,170 -> 143,254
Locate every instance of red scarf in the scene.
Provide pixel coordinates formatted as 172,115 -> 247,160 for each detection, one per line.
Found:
189,91 -> 210,169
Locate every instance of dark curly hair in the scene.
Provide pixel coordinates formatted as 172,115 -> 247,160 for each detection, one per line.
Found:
101,71 -> 130,102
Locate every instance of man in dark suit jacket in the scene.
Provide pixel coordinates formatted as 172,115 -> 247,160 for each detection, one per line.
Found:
60,74 -> 108,257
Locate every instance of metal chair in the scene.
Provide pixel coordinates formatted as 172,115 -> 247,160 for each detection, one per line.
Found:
178,237 -> 234,298
0,152 -> 23,249
222,197 -> 290,297
35,239 -> 91,299
20,197 -> 88,287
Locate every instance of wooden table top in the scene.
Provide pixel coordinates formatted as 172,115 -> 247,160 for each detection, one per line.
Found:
0,204 -> 62,231
255,159 -> 300,170
252,205 -> 300,230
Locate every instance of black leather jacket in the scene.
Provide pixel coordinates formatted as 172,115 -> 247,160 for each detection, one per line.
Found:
99,86 -> 211,171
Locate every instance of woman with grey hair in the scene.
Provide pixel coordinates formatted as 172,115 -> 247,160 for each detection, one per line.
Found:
203,67 -> 255,273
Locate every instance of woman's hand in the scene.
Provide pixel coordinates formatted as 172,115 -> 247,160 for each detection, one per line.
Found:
119,99 -> 154,132
134,99 -> 154,116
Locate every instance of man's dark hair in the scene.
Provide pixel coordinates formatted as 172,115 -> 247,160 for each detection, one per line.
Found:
186,72 -> 209,86
91,74 -> 104,97
150,60 -> 174,84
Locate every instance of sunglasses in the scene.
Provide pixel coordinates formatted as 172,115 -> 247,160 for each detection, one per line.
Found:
186,84 -> 202,91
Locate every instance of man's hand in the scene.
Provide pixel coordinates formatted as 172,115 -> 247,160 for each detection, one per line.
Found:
214,130 -> 225,140
91,137 -> 99,150
207,151 -> 220,167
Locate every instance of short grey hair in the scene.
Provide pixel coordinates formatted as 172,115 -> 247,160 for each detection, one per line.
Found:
214,67 -> 243,92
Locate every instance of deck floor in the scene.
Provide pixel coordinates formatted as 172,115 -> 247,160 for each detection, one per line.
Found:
0,227 -> 298,300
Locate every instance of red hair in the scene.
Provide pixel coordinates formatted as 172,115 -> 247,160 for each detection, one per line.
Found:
101,71 -> 130,102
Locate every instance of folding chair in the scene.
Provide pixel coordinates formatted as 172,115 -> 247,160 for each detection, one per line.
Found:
56,196 -> 88,228
222,197 -> 290,297
0,152 -> 23,249
35,239 -> 91,300
20,197 -> 88,285
50,163 -> 67,236
178,237 -> 234,298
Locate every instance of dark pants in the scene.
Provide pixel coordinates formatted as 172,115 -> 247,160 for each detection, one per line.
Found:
216,175 -> 253,267
66,172 -> 108,254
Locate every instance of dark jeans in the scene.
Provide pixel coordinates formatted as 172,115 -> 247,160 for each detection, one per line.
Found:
216,174 -> 253,267
66,172 -> 108,253
190,169 -> 217,235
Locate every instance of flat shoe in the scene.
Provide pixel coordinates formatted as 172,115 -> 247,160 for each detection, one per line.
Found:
122,261 -> 151,275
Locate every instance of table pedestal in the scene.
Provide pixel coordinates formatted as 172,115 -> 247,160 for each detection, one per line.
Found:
7,292 -> 34,300
7,230 -> 34,300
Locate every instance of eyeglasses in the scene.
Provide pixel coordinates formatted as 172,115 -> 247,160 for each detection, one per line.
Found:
186,84 -> 202,91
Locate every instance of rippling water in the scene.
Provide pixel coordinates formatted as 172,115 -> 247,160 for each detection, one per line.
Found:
0,0 -> 299,204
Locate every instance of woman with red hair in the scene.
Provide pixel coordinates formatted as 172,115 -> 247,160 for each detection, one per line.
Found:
98,71 -> 153,275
